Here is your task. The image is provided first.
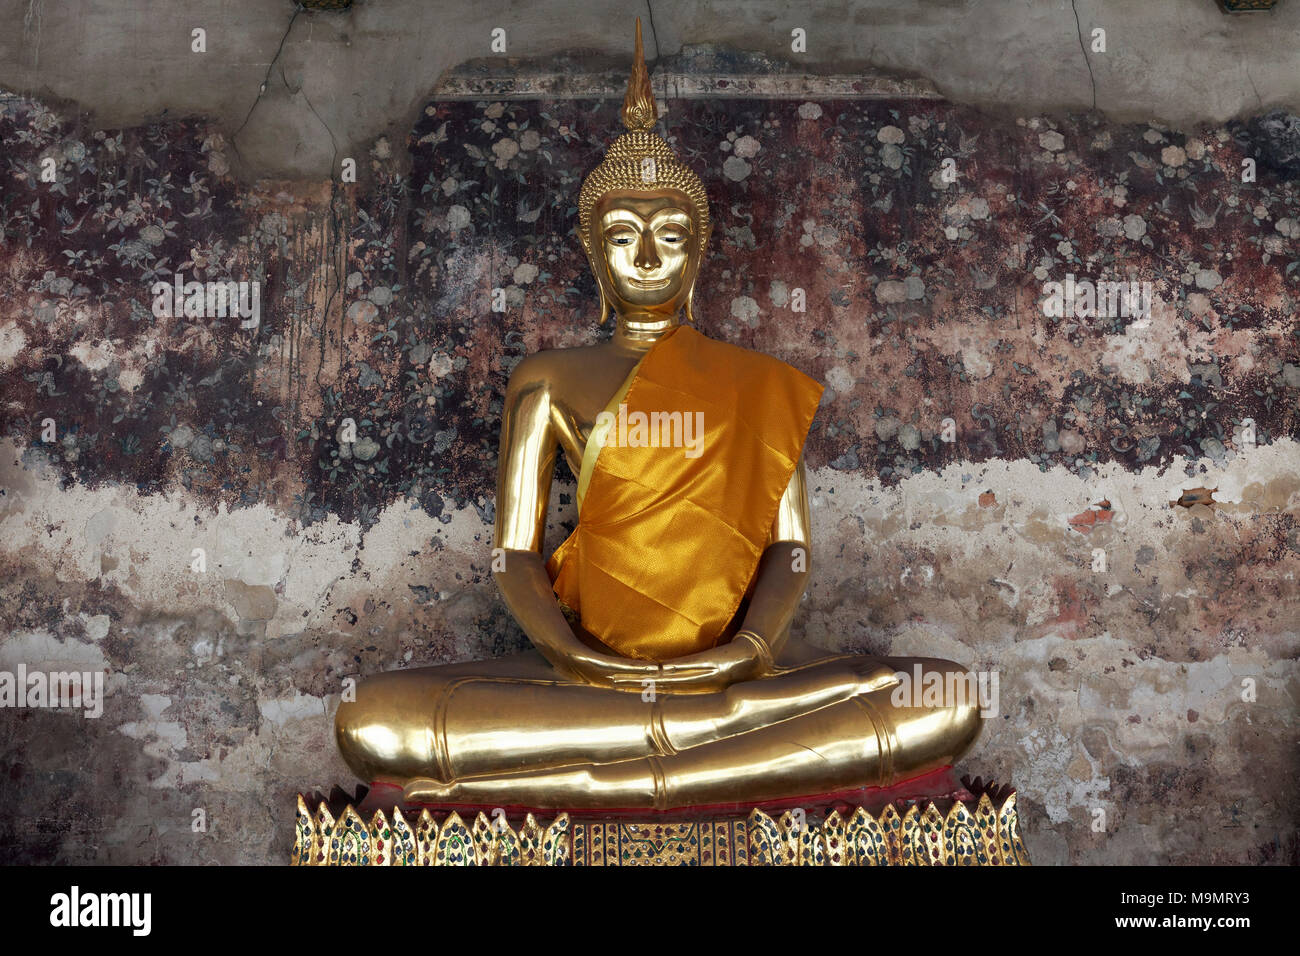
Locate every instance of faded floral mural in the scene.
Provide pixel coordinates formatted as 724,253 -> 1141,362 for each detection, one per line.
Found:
0,86 -> 1296,863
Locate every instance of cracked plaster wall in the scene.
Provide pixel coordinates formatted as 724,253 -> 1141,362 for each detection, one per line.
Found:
2,0 -> 1300,181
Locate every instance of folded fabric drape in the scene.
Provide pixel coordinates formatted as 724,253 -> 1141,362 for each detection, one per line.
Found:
547,325 -> 823,660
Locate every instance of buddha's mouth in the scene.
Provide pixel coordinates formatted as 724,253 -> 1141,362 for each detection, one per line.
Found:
628,276 -> 671,290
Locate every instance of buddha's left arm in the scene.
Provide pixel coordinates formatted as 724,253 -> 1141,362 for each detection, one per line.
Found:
658,456 -> 811,689
738,454 -> 813,659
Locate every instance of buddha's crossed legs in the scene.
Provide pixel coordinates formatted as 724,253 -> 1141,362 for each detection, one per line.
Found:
336,640 -> 982,809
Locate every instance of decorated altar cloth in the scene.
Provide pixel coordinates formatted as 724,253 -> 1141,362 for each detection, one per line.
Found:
294,768 -> 1032,866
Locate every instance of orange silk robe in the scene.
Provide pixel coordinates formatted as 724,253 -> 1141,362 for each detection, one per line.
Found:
546,325 -> 823,661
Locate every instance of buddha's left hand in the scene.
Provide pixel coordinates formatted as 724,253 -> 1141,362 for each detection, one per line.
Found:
617,636 -> 770,694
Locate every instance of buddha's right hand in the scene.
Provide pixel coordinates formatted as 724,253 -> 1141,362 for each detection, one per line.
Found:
567,653 -> 715,692
571,642 -> 764,695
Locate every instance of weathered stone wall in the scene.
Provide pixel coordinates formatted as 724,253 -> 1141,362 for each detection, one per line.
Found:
0,83 -> 1296,864
4,0 -> 1300,181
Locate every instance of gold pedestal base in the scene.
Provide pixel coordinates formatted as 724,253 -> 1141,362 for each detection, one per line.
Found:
292,788 -> 1031,866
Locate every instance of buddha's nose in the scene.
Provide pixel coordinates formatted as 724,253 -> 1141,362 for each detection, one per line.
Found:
635,232 -> 660,270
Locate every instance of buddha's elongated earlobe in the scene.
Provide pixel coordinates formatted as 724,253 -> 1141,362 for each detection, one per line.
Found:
597,282 -> 612,326
581,232 -> 612,326
683,226 -> 708,325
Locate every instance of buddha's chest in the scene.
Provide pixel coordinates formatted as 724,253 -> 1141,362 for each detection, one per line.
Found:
551,358 -> 640,471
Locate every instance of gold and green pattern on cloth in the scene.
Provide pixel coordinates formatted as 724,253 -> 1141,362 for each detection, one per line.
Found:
293,791 -> 1031,866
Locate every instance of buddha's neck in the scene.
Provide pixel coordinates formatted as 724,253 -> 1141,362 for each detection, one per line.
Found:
611,313 -> 679,354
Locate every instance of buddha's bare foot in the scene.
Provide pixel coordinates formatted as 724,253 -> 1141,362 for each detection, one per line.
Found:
403,777 -> 453,804
776,655 -> 900,695
402,761 -> 659,809
849,657 -> 904,694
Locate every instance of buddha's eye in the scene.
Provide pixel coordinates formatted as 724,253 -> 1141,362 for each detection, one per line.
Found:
659,233 -> 684,244
606,231 -> 635,246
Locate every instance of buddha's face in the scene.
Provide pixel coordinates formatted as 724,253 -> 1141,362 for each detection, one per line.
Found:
590,189 -> 704,318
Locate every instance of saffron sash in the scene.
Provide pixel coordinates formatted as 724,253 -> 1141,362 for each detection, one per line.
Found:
546,325 -> 823,661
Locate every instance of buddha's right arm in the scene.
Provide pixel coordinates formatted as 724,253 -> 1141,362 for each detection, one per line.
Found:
492,361 -> 663,685
494,552 -> 711,686
493,549 -> 601,682
492,365 -> 588,678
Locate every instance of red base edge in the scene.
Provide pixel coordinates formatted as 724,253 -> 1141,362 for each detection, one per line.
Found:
354,766 -> 969,821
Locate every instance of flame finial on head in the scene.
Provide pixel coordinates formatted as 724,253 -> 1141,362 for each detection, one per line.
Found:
621,18 -> 657,132
577,20 -> 711,258
577,19 -> 712,325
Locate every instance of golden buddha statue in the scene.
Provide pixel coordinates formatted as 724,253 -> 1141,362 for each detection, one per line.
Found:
335,21 -> 982,810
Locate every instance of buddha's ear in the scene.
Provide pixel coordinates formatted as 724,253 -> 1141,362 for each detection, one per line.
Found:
596,282 -> 612,326
683,223 -> 710,325
580,231 -> 613,326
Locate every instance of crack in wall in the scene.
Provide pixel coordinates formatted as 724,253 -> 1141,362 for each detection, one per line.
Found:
22,0 -> 44,72
1070,0 -> 1098,111
644,0 -> 662,59
231,4 -> 304,156
280,64 -> 340,174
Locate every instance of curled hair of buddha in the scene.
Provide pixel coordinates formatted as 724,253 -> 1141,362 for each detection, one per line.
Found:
578,18 -> 712,303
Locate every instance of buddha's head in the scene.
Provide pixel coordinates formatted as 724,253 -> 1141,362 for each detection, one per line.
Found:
577,20 -> 711,324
